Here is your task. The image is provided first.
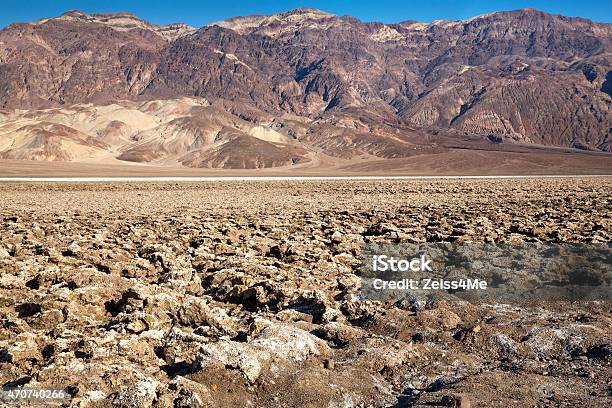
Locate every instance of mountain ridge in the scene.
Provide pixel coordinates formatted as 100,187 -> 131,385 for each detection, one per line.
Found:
0,7 -> 609,169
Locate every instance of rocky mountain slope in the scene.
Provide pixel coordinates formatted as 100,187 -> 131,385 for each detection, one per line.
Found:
0,98 -> 314,168
0,7 -> 610,168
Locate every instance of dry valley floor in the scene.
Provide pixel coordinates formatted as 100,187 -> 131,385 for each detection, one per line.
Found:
0,178 -> 610,407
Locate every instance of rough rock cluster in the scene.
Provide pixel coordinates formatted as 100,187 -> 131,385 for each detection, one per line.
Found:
0,178 -> 610,407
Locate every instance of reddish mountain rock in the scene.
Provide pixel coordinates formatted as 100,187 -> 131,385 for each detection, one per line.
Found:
0,7 -> 610,167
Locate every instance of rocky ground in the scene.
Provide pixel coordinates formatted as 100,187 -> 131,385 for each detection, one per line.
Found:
0,178 -> 610,407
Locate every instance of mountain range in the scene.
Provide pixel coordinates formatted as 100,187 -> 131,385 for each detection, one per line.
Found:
0,8 -> 610,169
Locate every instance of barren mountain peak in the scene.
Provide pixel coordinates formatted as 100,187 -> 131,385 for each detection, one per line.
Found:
280,7 -> 334,16
35,9 -> 195,40
209,7 -> 335,34
37,9 -> 148,28
56,9 -> 144,23
61,9 -> 87,17
463,7 -> 603,24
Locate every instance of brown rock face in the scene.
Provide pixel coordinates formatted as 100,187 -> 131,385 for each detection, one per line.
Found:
0,7 -> 610,167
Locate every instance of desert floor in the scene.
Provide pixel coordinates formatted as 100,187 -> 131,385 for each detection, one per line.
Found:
1,147 -> 612,177
0,178 -> 610,407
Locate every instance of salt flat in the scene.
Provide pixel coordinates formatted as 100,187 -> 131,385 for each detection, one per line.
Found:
0,178 -> 610,406
0,174 -> 610,182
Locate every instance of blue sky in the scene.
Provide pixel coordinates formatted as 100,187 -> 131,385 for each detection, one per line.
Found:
1,1 -> 610,28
